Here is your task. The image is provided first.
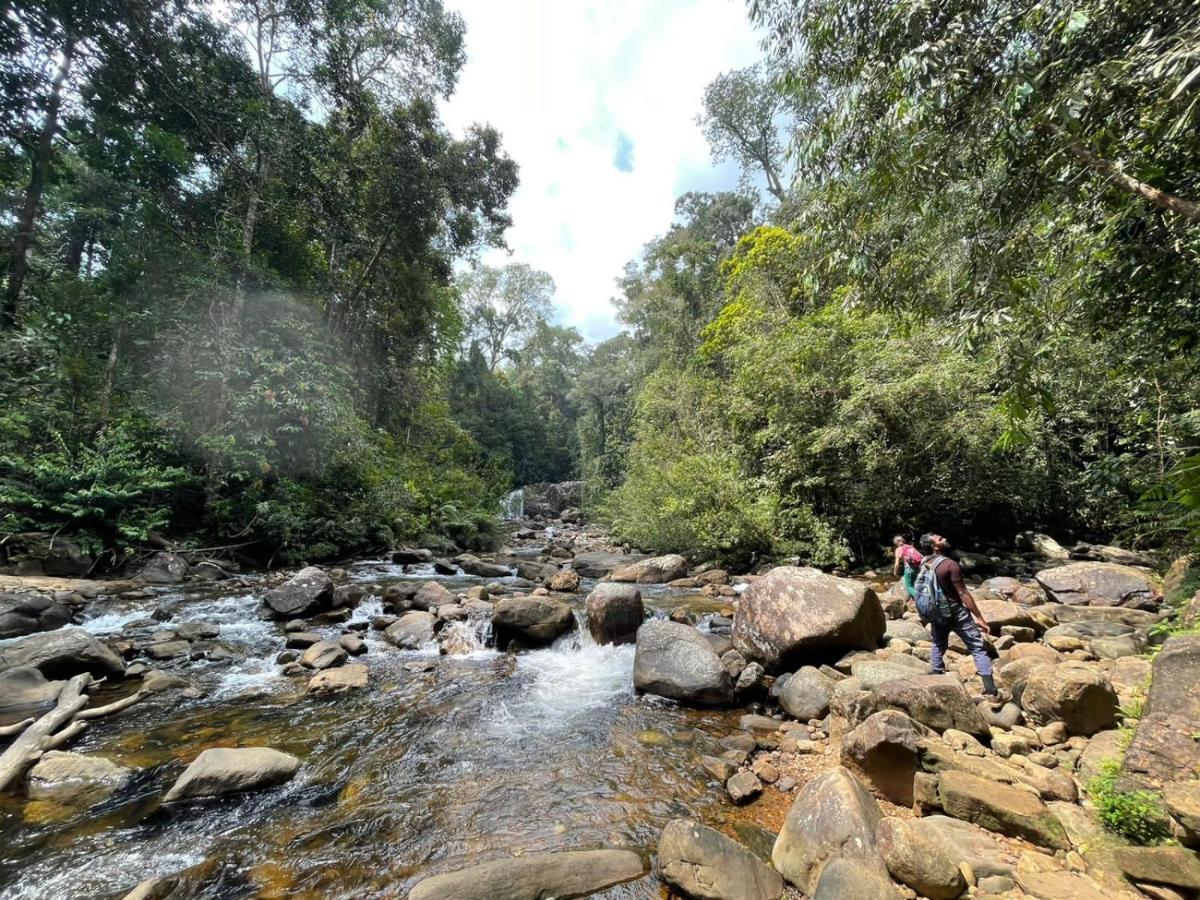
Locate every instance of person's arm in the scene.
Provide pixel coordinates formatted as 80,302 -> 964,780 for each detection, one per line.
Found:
950,565 -> 990,635
893,546 -> 903,576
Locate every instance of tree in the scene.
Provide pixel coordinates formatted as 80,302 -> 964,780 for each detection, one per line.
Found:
459,262 -> 555,371
698,65 -> 794,201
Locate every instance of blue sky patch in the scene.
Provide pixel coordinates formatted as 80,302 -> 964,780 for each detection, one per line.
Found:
613,131 -> 635,173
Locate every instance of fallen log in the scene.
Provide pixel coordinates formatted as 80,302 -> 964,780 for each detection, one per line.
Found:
0,673 -> 91,793
76,689 -> 149,721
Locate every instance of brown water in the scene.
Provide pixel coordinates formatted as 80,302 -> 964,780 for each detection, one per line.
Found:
0,561 -> 754,899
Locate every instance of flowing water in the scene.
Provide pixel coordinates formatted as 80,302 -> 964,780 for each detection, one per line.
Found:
0,565 -> 754,899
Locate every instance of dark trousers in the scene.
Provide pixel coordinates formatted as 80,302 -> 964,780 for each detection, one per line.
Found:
930,603 -> 992,676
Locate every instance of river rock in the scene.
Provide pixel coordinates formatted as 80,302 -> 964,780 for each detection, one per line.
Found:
163,747 -> 300,802
408,581 -> 453,612
338,634 -> 367,655
0,666 -> 66,711
406,848 -> 647,900
633,620 -> 732,706
543,569 -> 577,593
727,770 -> 763,804
1020,661 -> 1118,735
263,566 -> 333,618
1122,633 -> 1200,790
174,621 -> 219,641
877,817 -> 966,900
772,766 -> 887,894
307,663 -> 367,694
841,710 -> 927,806
456,554 -> 512,578
0,593 -> 72,639
138,552 -> 189,584
886,619 -> 930,643
733,566 -> 885,671
936,769 -> 1069,848
811,858 -> 900,899
26,751 -> 134,805
777,666 -> 834,720
585,583 -> 643,645
853,674 -> 990,739
979,576 -> 1045,606
850,659 -> 922,690
392,548 -> 433,565
513,560 -> 558,583
1035,562 -> 1157,609
974,598 -> 1040,633
145,639 -> 190,660
492,596 -> 575,648
610,553 -> 689,584
1019,532 -> 1070,561
0,628 -> 125,679
659,818 -> 784,900
384,611 -> 436,650
572,550 -> 643,579
285,632 -> 322,650
299,639 -> 347,670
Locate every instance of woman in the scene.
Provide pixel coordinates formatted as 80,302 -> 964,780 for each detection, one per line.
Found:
892,535 -> 923,600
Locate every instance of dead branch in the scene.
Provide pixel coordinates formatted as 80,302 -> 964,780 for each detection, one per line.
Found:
0,718 -> 35,738
76,690 -> 149,720
43,720 -> 87,750
0,673 -> 91,792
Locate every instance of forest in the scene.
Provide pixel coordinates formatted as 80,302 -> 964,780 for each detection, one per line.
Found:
2,0 -> 1199,570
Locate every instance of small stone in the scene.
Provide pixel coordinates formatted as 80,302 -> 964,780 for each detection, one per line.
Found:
275,649 -> 300,664
307,664 -> 368,694
338,634 -> 367,655
700,755 -> 737,782
727,771 -> 763,804
751,759 -> 780,783
285,632 -> 322,649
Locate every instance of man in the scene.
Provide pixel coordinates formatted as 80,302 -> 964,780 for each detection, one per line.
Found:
919,532 -> 998,697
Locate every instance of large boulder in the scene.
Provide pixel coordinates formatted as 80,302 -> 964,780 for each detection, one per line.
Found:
733,567 -> 885,671
572,551 -> 645,579
412,581 -> 455,612
456,555 -> 512,578
777,666 -> 834,720
163,747 -> 300,802
876,817 -> 966,900
138,552 -> 189,584
1035,562 -> 1158,609
936,770 -> 1069,849
978,576 -> 1045,606
492,597 -> 576,648
973,598 -> 1040,633
0,593 -> 72,639
384,611 -> 436,650
633,620 -> 732,706
610,554 -> 689,584
1018,532 -> 1070,561
585,583 -> 643,645
407,848 -> 646,900
263,567 -> 333,618
521,481 -> 585,518
1122,634 -> 1200,790
1020,661 -> 1118,736
307,664 -> 367,694
27,751 -> 134,805
852,675 -> 990,740
840,710 -> 927,806
811,859 -> 901,899
0,629 -> 124,679
0,666 -> 66,712
658,818 -> 784,900
772,766 -> 887,895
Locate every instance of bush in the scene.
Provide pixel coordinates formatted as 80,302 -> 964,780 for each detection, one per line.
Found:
1087,759 -> 1172,845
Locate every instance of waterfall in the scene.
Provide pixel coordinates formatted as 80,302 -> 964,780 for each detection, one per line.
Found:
500,487 -> 524,520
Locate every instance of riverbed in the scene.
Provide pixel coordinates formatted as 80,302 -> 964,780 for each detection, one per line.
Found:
0,561 -> 755,898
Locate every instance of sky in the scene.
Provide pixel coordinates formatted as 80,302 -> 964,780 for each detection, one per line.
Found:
440,0 -> 763,342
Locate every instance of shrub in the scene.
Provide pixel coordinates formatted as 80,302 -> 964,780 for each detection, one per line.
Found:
1087,759 -> 1172,845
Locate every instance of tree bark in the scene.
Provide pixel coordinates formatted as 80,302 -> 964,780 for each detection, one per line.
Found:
98,322 -> 126,424
343,231 -> 392,322
0,673 -> 90,792
3,37 -> 76,328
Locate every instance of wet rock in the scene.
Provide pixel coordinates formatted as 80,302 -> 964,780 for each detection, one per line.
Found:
841,710 -> 927,806
545,569 -> 580,592
145,640 -> 190,660
733,566 -> 885,672
811,858 -> 900,899
854,675 -> 990,740
778,666 -> 834,720
772,766 -> 886,894
1122,634 -> 1200,790
658,818 -> 784,900
276,650 -> 300,664
163,747 -> 300,802
384,611 -> 436,650
492,596 -> 575,648
456,554 -> 512,578
138,552 -> 189,584
1020,661 -> 1118,736
411,581 -> 455,612
0,629 -> 125,679
406,848 -> 647,900
298,640 -> 347,670
1035,562 -> 1158,610
432,559 -> 457,576
392,548 -> 433,565
263,567 -> 334,618
332,584 -> 365,608
0,665 -> 65,711
0,593 -> 72,639
572,550 -> 644,579
936,769 -> 1068,849
435,604 -> 467,621
285,632 -> 322,649
727,770 -> 763,804
338,634 -> 367,656
141,668 -> 198,695
307,663 -> 367,694
174,621 -> 219,641
585,583 -> 644,645
877,817 -> 966,900
610,553 -> 689,584
633,620 -> 732,706
700,755 -> 737,782
26,751 -> 134,805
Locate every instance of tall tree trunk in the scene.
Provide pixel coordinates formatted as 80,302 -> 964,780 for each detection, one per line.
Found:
98,322 -> 126,424
3,38 -> 75,329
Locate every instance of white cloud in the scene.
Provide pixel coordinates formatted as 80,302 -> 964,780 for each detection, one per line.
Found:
441,0 -> 761,342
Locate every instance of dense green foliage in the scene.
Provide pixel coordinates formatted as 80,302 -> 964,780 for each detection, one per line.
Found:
0,0 -> 527,565
1088,759 -> 1173,846
597,0 -> 1200,566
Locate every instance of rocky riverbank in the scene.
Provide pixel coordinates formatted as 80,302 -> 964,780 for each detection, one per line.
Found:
0,514 -> 1197,899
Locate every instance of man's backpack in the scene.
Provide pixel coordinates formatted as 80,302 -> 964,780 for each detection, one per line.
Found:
914,556 -> 954,626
